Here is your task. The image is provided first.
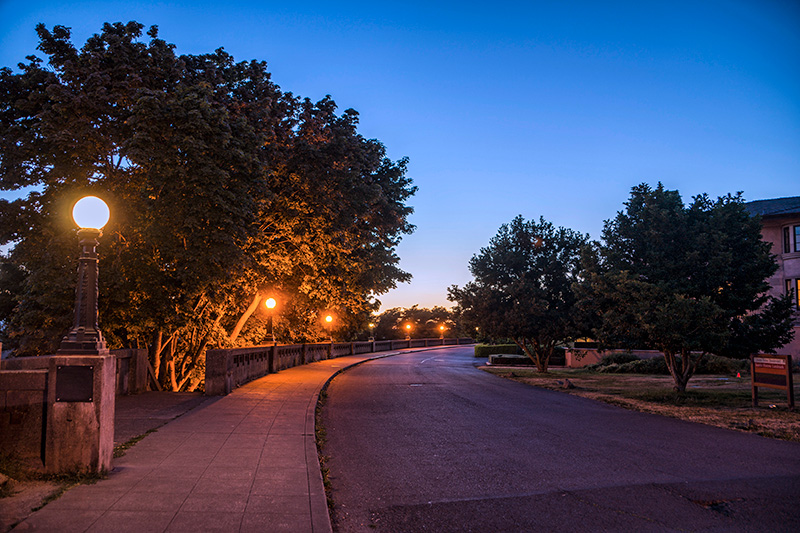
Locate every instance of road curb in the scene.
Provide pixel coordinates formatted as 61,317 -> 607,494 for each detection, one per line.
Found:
308,345 -> 467,532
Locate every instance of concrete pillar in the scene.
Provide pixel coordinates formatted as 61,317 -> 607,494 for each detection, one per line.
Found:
45,355 -> 115,474
269,344 -> 277,373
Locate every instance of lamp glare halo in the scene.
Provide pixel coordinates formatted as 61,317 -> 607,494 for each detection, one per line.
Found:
73,196 -> 110,230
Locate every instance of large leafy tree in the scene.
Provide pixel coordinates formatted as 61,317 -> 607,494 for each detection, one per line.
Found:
579,183 -> 795,392
448,215 -> 588,372
371,305 -> 458,340
0,22 -> 415,390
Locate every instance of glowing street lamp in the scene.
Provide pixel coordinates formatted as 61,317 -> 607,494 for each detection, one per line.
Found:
57,196 -> 111,355
325,314 -> 334,342
265,297 -> 277,343
439,324 -> 446,339
405,323 -> 412,340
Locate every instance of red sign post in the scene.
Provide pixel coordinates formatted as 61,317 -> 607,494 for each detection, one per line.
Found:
750,354 -> 794,408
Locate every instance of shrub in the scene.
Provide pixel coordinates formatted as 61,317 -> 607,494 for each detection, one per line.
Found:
474,344 -> 521,358
589,353 -> 749,375
696,354 -> 750,375
598,352 -> 640,366
620,357 -> 670,374
488,354 -> 534,366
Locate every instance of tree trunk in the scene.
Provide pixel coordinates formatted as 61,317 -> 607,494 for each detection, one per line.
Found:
536,343 -> 553,374
161,335 -> 175,391
178,312 -> 223,391
663,349 -> 699,393
168,336 -> 178,391
514,337 -> 550,373
151,330 -> 163,385
186,377 -> 202,392
229,294 -> 262,344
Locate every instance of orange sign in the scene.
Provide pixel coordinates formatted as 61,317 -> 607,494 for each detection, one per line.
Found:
751,354 -> 794,408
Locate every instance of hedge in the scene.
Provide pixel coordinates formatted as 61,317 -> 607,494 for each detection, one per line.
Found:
474,344 -> 521,357
587,353 -> 751,375
476,344 -> 566,366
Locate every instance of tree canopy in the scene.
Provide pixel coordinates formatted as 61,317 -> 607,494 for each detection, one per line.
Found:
370,305 -> 459,340
578,183 -> 795,392
0,22 -> 416,391
448,215 -> 589,372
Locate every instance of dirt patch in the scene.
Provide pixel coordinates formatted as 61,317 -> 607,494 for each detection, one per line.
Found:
0,479 -> 61,532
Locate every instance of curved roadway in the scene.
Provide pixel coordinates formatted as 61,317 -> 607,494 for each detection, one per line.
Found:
321,346 -> 800,532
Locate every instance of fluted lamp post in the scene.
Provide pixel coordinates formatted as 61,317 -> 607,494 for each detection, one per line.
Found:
265,297 -> 277,343
325,315 -> 334,342
57,196 -> 110,356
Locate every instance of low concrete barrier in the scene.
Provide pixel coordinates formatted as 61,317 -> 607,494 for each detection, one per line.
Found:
0,369 -> 48,469
0,349 -> 146,472
205,338 -> 475,395
1,349 -> 148,396
0,354 -> 116,473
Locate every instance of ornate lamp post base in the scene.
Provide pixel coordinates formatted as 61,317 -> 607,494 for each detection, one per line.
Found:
56,227 -> 109,356
55,336 -> 109,356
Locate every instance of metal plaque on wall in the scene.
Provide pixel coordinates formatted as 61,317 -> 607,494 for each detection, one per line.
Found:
55,365 -> 94,402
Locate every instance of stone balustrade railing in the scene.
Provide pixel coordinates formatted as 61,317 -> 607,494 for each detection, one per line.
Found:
205,337 -> 474,395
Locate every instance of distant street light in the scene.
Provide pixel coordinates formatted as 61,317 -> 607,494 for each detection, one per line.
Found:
325,314 -> 334,342
405,323 -> 412,340
368,322 -> 376,342
439,324 -> 445,339
265,297 -> 277,343
57,196 -> 111,355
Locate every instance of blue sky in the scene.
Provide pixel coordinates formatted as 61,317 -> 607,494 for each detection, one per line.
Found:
1,1 -> 798,310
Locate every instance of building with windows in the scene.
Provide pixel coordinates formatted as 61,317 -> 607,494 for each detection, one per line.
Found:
745,196 -> 800,359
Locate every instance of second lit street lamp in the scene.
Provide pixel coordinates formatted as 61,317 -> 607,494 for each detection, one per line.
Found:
325,314 -> 334,342
265,297 -> 277,343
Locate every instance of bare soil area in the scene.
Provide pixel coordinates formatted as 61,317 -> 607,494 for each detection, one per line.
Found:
483,367 -> 800,442
0,478 -> 61,533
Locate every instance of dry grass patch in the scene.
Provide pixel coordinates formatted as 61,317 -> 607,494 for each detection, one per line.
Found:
483,367 -> 800,442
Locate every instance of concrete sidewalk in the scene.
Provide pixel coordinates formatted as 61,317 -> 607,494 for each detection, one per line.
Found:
13,348 -> 439,532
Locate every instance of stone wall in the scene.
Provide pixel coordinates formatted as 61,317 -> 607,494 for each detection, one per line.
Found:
206,338 -> 475,395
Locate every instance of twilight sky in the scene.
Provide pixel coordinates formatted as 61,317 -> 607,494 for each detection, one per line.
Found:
1,0 -> 798,310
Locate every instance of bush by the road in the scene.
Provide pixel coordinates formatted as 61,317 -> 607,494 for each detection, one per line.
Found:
488,354 -> 533,366
476,344 -> 566,366
474,344 -> 521,357
587,353 -> 750,375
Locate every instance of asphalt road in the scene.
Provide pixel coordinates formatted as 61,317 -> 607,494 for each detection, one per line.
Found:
321,346 -> 800,532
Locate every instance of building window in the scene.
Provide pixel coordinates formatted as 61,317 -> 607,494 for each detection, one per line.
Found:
795,226 -> 800,252
788,279 -> 800,308
785,226 -> 791,253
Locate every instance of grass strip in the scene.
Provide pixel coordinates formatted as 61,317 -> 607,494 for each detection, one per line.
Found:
113,428 -> 159,458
